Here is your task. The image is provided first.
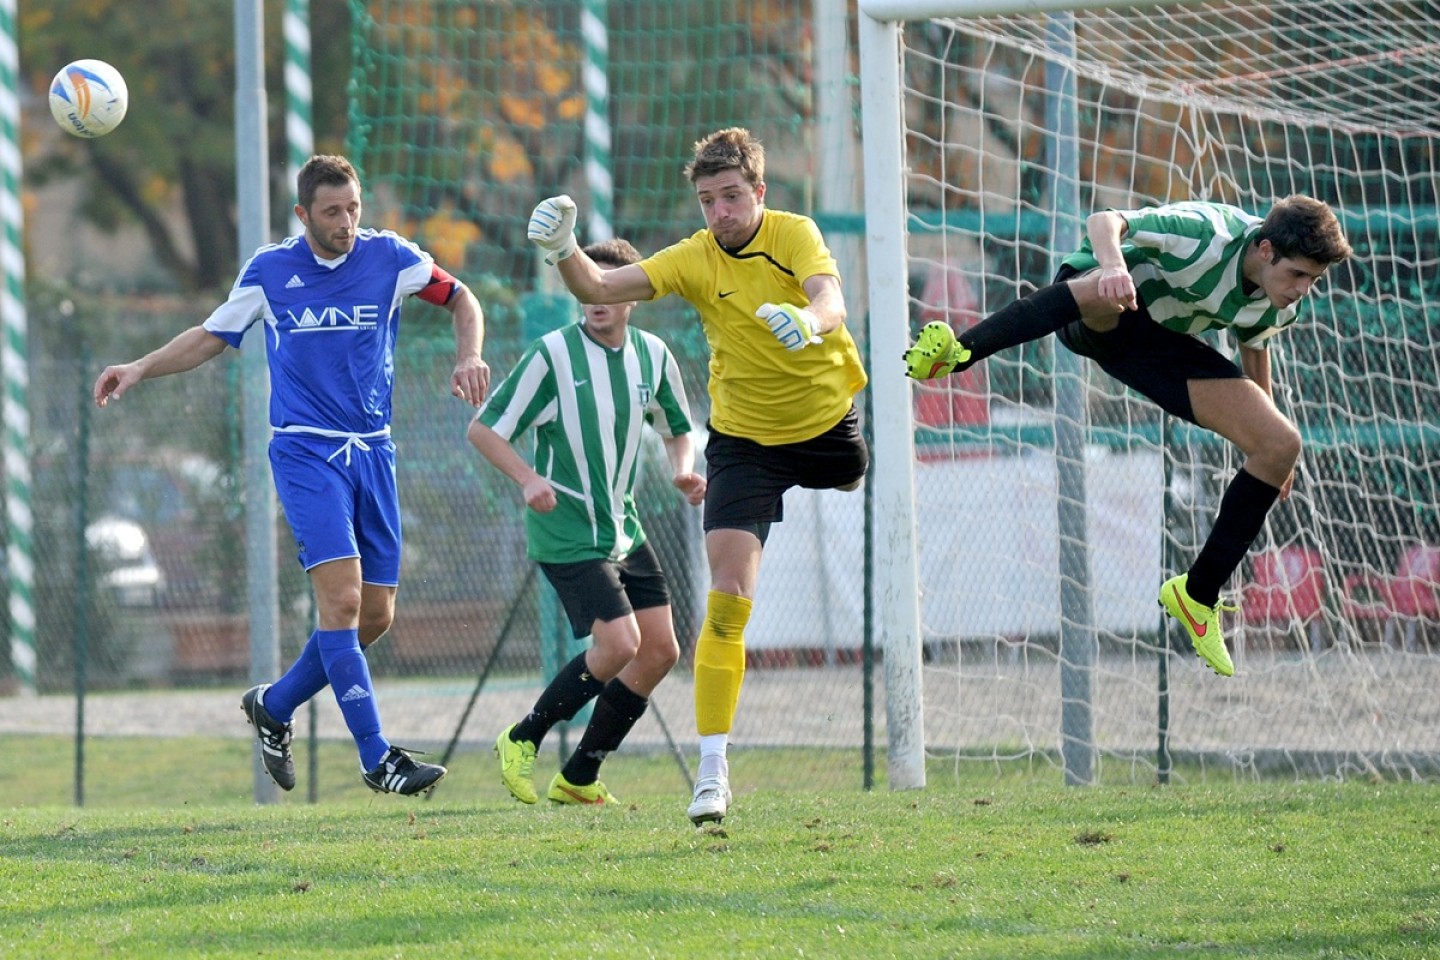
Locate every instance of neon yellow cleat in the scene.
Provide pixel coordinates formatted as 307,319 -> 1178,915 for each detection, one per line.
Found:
495,723 -> 539,804
1159,574 -> 1237,677
547,772 -> 618,805
903,321 -> 972,380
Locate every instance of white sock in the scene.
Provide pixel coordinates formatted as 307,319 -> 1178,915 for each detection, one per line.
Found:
697,735 -> 728,781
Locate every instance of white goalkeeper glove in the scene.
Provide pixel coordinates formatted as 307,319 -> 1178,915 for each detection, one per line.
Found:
757,302 -> 822,351
527,195 -> 579,265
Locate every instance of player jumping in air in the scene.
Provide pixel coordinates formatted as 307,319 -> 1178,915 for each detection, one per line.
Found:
904,196 -> 1351,677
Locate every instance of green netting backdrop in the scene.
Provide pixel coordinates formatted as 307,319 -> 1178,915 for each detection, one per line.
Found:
17,1 -> 1440,806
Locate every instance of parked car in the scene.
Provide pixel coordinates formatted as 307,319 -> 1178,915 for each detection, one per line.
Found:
85,514 -> 163,608
98,450 -> 241,610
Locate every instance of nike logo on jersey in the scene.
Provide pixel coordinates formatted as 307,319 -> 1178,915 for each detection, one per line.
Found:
285,274 -> 305,289
718,289 -> 737,298
340,684 -> 372,702
574,379 -> 589,388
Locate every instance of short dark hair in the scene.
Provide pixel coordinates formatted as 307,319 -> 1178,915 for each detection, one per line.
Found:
683,127 -> 765,186
583,237 -> 643,269
1257,195 -> 1352,265
297,155 -> 360,211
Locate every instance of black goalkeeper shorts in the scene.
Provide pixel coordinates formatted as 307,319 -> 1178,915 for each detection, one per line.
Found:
703,405 -> 868,536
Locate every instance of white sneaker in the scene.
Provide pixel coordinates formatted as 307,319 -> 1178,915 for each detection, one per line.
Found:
687,774 -> 732,824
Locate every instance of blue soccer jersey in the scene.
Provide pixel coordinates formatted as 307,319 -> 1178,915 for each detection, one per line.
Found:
203,228 -> 453,433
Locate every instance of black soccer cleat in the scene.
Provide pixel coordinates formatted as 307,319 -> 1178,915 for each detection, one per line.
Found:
362,746 -> 448,796
241,683 -> 296,791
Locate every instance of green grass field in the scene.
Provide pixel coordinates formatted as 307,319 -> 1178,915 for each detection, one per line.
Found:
2,735 -> 1437,958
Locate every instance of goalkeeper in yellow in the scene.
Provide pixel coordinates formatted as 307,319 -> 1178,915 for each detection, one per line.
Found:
527,127 -> 869,823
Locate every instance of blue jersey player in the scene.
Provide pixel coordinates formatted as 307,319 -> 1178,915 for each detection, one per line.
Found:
93,155 -> 491,796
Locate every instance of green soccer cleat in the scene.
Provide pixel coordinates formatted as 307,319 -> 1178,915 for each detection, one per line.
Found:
547,772 -> 618,806
903,321 -> 972,380
1160,574 -> 1237,677
495,723 -> 539,804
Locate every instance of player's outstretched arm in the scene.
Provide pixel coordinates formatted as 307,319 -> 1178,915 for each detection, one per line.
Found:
93,325 -> 228,408
527,195 -> 579,264
526,196 -> 655,305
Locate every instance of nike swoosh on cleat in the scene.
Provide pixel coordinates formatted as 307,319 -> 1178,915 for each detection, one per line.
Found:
558,784 -> 597,803
1172,586 -> 1208,637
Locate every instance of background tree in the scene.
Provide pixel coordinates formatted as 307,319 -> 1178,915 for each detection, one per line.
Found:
21,0 -> 352,294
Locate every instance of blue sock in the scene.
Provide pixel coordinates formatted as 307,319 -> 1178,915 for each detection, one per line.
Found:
316,628 -> 390,770
262,631 -> 330,723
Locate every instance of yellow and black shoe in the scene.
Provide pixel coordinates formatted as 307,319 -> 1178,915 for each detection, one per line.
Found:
495,723 -> 539,804
903,321 -> 972,380
1159,574 -> 1237,677
547,772 -> 618,806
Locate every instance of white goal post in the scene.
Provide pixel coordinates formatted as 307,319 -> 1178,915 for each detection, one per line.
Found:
858,0 -> 1180,791
860,0 -> 1440,789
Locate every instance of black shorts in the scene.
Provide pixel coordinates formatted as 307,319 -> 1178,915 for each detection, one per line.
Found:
538,541 -> 671,639
1051,264 -> 1245,425
703,405 -> 869,535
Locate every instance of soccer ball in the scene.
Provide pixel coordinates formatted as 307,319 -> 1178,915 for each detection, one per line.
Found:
48,59 -> 128,138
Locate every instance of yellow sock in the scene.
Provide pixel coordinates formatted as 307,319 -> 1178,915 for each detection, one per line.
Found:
693,590 -> 753,736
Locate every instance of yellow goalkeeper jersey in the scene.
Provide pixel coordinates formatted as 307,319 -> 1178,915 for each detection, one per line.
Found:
638,209 -> 868,445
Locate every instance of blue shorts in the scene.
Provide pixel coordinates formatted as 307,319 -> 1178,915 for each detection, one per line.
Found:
269,433 -> 402,586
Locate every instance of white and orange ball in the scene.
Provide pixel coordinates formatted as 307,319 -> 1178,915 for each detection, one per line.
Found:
49,59 -> 128,138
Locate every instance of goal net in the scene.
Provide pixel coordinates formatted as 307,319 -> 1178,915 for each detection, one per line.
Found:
860,0 -> 1440,783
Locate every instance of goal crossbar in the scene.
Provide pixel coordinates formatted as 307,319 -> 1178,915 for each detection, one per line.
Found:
860,0 -> 1186,22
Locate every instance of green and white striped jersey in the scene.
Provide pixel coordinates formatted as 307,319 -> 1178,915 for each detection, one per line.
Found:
1062,201 -> 1296,345
477,322 -> 693,563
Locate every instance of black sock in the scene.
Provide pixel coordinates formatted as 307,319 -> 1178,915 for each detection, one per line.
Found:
953,282 -> 1082,372
1186,468 -> 1282,607
561,679 -> 649,786
512,653 -> 605,747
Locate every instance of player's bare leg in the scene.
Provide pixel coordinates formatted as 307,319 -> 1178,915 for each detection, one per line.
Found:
1162,378 -> 1298,676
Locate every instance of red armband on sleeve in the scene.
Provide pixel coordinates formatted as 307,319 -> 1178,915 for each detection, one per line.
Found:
415,264 -> 460,306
